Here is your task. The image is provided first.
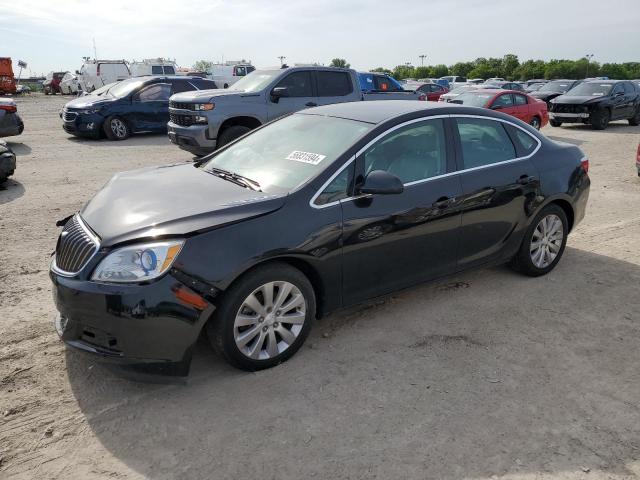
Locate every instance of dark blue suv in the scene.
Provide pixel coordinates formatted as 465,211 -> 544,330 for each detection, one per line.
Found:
60,76 -> 218,140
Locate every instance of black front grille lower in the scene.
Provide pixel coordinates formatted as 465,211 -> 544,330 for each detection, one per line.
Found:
55,215 -> 98,274
551,104 -> 588,114
170,113 -> 195,127
169,101 -> 195,110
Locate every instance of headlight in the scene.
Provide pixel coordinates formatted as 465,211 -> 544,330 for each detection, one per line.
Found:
91,240 -> 184,283
194,115 -> 208,124
80,108 -> 102,114
194,103 -> 214,111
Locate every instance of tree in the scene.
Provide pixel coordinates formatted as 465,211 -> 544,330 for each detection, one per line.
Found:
600,63 -> 628,79
432,64 -> 449,78
192,60 -> 214,73
502,54 -> 520,80
370,67 -> 393,75
414,66 -> 432,79
392,65 -> 416,80
330,58 -> 350,68
451,62 -> 475,78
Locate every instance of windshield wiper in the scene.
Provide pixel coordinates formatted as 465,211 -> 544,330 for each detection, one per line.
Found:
206,167 -> 261,191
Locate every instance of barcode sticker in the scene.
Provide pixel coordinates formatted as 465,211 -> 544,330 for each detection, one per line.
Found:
286,151 -> 326,165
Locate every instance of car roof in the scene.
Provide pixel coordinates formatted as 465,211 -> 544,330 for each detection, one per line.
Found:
298,100 -> 507,125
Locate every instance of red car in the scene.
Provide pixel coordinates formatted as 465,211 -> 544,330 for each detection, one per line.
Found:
636,142 -> 640,177
409,82 -> 449,101
451,89 -> 549,130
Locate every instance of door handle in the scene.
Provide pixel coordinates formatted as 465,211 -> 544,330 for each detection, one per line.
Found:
517,175 -> 535,185
305,102 -> 317,107
432,196 -> 455,209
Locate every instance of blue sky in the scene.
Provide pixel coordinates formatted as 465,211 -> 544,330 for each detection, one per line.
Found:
1,0 -> 639,76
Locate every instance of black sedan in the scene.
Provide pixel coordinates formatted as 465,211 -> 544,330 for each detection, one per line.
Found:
60,76 -> 217,140
50,101 -> 590,375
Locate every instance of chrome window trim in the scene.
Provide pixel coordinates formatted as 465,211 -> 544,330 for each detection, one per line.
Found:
309,113 -> 542,210
51,214 -> 101,277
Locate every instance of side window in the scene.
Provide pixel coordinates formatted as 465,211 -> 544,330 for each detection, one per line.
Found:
363,119 -> 447,184
317,71 -> 353,97
456,118 -> 516,169
151,66 -> 163,75
246,66 -> 256,74
623,82 -> 635,95
612,84 -> 624,95
163,66 -> 176,75
235,66 -> 246,77
315,165 -> 352,206
373,75 -> 402,92
275,71 -> 313,97
513,94 -> 528,106
493,94 -> 514,108
137,83 -> 171,102
191,79 -> 218,90
171,80 -> 196,94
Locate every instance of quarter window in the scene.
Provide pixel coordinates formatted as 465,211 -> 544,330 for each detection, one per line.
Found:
363,119 -> 447,184
315,165 -> 352,205
455,118 -> 516,169
513,94 -> 528,106
275,71 -> 313,97
317,71 -> 353,97
512,128 -> 538,155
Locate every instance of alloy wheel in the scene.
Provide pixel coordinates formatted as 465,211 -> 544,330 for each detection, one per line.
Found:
234,281 -> 306,360
529,214 -> 564,269
110,118 -> 127,138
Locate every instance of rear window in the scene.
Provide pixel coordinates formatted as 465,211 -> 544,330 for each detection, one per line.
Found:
151,66 -> 163,75
455,118 -> 516,169
191,79 -> 218,90
317,71 -> 353,97
163,66 -> 176,75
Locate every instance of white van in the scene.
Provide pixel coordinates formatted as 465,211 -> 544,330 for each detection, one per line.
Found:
129,58 -> 177,77
208,61 -> 255,88
77,60 -> 130,92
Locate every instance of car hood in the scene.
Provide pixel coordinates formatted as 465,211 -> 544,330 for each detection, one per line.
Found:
531,91 -> 564,100
64,95 -> 115,110
170,88 -> 256,103
551,95 -> 606,105
80,163 -> 286,247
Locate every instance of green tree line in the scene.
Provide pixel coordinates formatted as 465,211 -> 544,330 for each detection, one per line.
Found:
369,55 -> 640,81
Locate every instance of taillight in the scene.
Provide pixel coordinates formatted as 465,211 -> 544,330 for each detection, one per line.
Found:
418,94 -> 426,101
0,104 -> 16,113
581,158 -> 589,174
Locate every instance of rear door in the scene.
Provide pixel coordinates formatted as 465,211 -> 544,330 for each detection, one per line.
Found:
452,116 -> 540,269
340,117 -> 462,304
315,70 -> 356,106
266,70 -> 317,121
512,93 -> 530,122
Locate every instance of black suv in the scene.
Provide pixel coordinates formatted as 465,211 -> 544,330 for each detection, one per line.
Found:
549,80 -> 640,130
530,79 -> 582,107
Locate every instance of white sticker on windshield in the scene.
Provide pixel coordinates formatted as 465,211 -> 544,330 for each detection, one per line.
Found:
286,150 -> 326,165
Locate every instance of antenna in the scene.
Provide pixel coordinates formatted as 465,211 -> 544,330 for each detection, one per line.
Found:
277,56 -> 286,66
93,38 -> 98,59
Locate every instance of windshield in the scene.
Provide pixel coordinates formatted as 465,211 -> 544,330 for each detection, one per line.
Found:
201,114 -> 372,193
105,79 -> 146,98
538,81 -> 572,93
454,92 -> 494,107
565,82 -> 614,97
91,82 -> 117,96
229,70 -> 280,92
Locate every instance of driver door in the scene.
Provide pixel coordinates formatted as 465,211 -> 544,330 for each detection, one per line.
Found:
266,71 -> 318,121
131,83 -> 171,131
340,118 -> 462,305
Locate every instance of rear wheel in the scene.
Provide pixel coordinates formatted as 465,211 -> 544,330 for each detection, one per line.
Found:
103,116 -> 130,140
217,125 -> 251,148
628,107 -> 640,126
207,263 -> 316,371
510,204 -> 568,277
550,119 -> 562,127
529,116 -> 541,130
590,109 -> 610,130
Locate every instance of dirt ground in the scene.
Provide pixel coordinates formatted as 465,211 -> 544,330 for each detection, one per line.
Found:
0,94 -> 639,480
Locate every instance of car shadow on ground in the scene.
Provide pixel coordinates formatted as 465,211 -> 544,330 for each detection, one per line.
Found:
5,141 -> 31,155
66,247 -> 640,479
65,132 -> 172,147
551,122 -> 640,136
0,179 -> 25,204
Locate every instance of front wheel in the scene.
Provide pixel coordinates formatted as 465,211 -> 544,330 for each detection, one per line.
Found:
103,115 -> 131,140
590,109 -> 610,130
207,263 -> 316,371
217,125 -> 251,148
529,116 -> 541,130
628,107 -> 640,126
550,119 -> 562,127
510,204 -> 568,277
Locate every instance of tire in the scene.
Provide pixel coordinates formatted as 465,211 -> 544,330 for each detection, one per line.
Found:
217,125 -> 251,148
103,116 -> 131,140
510,204 -> 568,277
529,116 -> 541,130
590,109 -> 610,130
206,262 -> 316,371
550,119 -> 562,127
628,107 -> 640,126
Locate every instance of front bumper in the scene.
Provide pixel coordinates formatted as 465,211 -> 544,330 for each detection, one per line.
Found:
549,112 -> 589,123
168,122 -> 217,156
60,111 -> 103,138
0,113 -> 24,138
51,269 -> 216,375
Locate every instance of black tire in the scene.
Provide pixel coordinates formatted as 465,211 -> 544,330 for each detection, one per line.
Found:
103,115 -> 131,141
590,109 -> 610,130
206,262 -> 316,371
510,204 -> 569,277
529,116 -> 541,130
550,119 -> 562,127
217,125 -> 251,148
628,107 -> 640,126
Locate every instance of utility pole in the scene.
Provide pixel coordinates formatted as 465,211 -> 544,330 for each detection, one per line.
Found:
419,54 -> 426,67
277,56 -> 286,67
93,38 -> 98,60
585,54 -> 594,78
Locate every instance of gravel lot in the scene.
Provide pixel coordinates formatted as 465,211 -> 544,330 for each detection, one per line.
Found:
1,94 -> 639,480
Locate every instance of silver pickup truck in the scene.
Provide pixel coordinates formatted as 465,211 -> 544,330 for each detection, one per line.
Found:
167,66 -> 421,156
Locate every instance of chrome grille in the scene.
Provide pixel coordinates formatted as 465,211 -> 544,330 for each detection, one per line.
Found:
54,215 -> 99,274
62,109 -> 78,122
169,113 -> 196,126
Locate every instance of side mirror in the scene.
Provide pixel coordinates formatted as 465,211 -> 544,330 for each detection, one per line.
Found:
490,104 -> 504,110
75,70 -> 80,75
358,170 -> 404,195
270,86 -> 289,103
